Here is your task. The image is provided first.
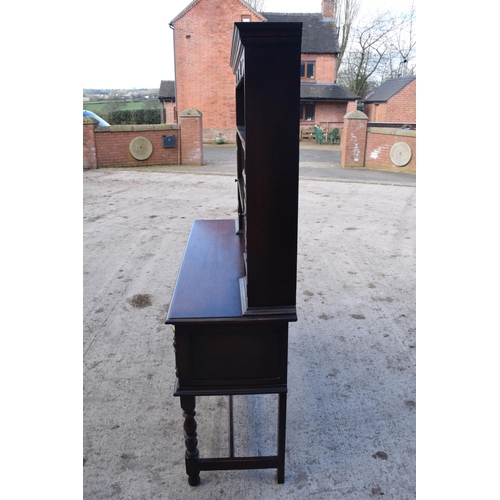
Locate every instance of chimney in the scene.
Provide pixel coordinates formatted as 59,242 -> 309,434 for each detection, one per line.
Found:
322,0 -> 334,19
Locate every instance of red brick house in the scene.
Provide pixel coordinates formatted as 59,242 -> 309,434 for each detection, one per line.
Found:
362,76 -> 416,124
169,0 -> 358,141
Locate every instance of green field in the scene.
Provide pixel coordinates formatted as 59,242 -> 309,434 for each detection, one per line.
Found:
83,100 -> 159,112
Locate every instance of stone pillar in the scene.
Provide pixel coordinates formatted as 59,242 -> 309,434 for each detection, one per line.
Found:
179,108 -> 203,166
341,110 -> 368,168
83,123 -> 98,169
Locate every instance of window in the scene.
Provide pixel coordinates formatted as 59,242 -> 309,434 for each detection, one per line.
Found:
300,102 -> 315,121
242,15 -> 251,22
300,61 -> 315,79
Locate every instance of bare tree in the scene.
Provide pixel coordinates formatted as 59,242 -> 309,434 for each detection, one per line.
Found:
334,0 -> 361,69
381,2 -> 416,80
245,0 -> 266,11
337,4 -> 416,97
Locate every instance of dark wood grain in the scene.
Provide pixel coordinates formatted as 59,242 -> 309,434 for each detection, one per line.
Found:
231,22 -> 302,313
167,22 -> 302,486
166,219 -> 244,321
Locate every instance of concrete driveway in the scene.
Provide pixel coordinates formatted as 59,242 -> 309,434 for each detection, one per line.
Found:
203,144 -> 415,186
204,142 -> 342,164
83,163 -> 416,499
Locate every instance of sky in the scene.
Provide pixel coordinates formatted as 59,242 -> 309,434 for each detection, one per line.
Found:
82,0 -> 414,90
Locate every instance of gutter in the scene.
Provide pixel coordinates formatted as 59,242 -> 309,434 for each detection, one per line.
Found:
168,21 -> 180,165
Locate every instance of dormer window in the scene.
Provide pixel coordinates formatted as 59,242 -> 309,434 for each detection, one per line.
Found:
300,61 -> 315,80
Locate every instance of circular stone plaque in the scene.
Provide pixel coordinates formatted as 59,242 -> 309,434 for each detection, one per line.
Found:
390,142 -> 412,167
129,136 -> 153,160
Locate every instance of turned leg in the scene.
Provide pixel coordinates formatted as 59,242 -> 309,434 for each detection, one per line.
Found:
180,395 -> 200,486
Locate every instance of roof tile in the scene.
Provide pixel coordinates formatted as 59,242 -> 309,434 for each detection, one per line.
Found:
364,76 -> 415,103
262,13 -> 339,54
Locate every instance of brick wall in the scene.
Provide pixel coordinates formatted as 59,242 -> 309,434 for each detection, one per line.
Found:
301,53 -> 336,83
364,78 -> 416,123
313,102 -> 349,128
341,110 -> 416,172
172,0 -> 262,141
203,127 -> 237,144
83,123 -> 98,169
172,0 -> 341,142
93,125 -> 180,168
179,109 -> 203,166
341,110 -> 368,167
83,114 -> 203,169
365,128 -> 416,173
164,102 -> 176,124
346,101 -> 358,114
313,54 -> 336,83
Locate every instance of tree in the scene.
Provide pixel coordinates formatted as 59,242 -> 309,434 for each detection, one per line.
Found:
245,0 -> 266,11
334,0 -> 361,69
381,3 -> 416,80
337,2 -> 416,98
103,100 -> 121,113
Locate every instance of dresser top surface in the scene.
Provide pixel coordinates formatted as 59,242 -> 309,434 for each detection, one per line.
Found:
166,219 -> 244,322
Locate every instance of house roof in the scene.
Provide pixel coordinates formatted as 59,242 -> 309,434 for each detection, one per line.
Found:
170,2 -> 340,54
171,0 -> 266,24
159,80 -> 175,99
261,13 -> 340,54
364,76 -> 415,103
301,83 -> 359,101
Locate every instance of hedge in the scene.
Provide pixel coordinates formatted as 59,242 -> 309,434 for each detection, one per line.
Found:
98,109 -> 162,125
